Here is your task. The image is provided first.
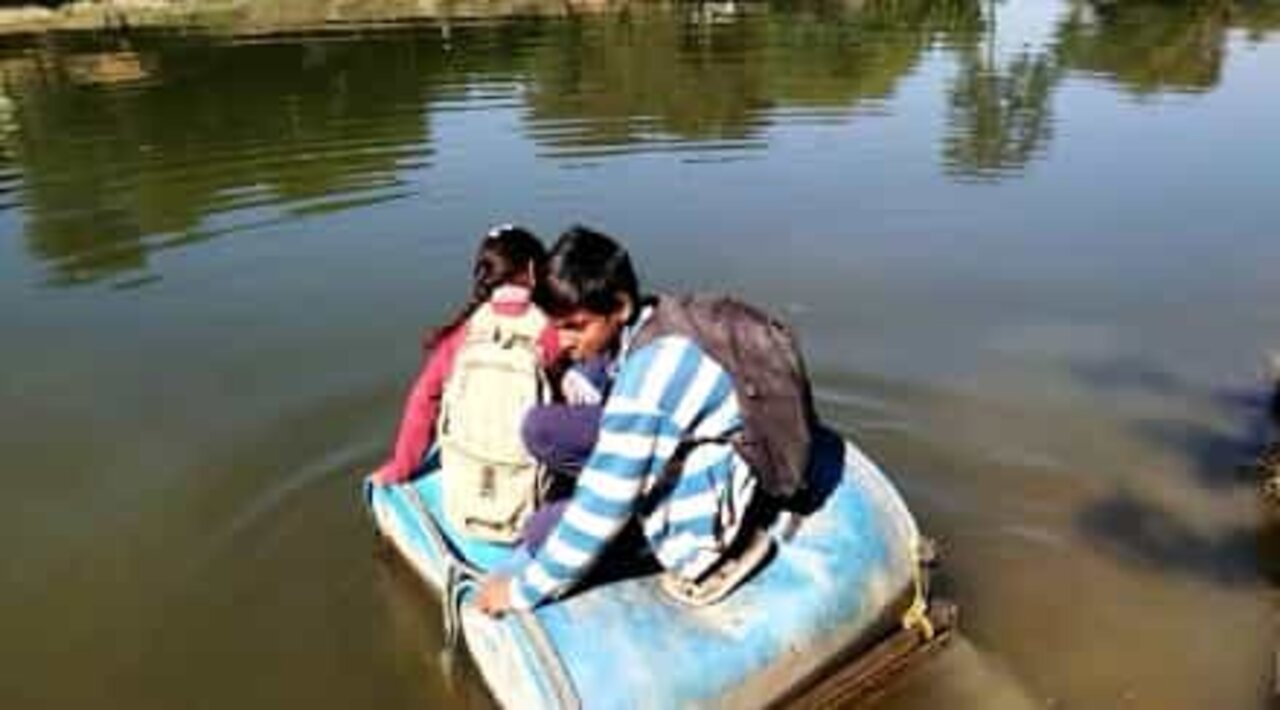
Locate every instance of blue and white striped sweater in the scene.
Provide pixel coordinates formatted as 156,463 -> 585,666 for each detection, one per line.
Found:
508,333 -> 758,610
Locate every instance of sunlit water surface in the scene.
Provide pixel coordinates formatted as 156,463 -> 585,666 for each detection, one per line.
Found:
3,1 -> 1280,708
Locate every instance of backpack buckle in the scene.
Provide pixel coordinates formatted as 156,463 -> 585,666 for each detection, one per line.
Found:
479,465 -> 496,499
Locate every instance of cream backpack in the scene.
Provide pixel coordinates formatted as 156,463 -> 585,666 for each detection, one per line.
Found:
437,303 -> 548,542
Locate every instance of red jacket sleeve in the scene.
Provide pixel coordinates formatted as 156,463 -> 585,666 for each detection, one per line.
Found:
380,326 -> 466,483
537,322 -> 561,365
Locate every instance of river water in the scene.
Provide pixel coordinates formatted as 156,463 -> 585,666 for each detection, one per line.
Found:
2,1 -> 1279,708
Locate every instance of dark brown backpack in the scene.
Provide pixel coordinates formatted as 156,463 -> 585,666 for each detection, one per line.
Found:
630,294 -> 816,498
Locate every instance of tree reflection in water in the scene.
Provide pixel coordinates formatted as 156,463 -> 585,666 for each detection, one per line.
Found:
941,0 -> 1280,178
944,50 -> 1057,180
1056,0 -> 1232,94
3,34 -> 448,285
522,0 -> 981,150
0,0 -> 1277,285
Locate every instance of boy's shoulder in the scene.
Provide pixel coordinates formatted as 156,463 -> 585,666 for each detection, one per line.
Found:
622,332 -> 707,370
614,335 -> 726,403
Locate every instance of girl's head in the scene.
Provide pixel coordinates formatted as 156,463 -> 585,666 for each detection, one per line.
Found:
425,225 -> 546,352
540,225 -> 641,362
470,224 -> 547,300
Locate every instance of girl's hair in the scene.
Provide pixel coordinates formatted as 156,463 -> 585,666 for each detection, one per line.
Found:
425,225 -> 547,352
540,225 -> 640,319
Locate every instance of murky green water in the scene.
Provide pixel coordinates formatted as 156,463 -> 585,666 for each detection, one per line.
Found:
3,1 -> 1280,707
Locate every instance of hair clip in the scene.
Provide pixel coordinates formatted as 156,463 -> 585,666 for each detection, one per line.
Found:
487,223 -> 519,238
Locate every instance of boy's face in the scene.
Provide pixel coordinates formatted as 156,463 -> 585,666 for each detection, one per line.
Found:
553,302 -> 629,362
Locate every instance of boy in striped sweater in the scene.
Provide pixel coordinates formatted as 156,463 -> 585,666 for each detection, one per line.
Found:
476,226 -> 759,614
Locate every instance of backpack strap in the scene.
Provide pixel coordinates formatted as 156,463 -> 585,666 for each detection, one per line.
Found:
636,438 -> 718,516
631,295 -> 739,513
500,306 -> 548,343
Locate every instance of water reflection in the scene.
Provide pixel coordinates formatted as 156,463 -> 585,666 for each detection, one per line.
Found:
1053,0 -> 1278,94
944,0 -> 1280,178
944,49 -> 1057,179
2,4 -> 1280,710
2,32 -> 447,285
523,0 -> 981,152
1056,0 -> 1233,94
0,0 -> 1277,286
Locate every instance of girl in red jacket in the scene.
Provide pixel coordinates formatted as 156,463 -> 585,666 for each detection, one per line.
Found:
369,225 -> 560,486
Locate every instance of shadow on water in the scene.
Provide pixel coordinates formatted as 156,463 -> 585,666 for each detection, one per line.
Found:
1066,355 -> 1280,588
1077,486 -> 1274,587
1071,356 -> 1277,487
815,347 -> 1280,707
1136,416 -> 1265,490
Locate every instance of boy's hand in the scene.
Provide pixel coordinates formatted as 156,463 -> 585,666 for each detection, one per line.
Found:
475,575 -> 513,617
561,368 -> 603,406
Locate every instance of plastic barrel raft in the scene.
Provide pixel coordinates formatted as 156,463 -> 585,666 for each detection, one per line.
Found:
364,428 -> 954,708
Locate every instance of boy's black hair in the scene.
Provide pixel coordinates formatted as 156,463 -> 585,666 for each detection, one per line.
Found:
541,225 -> 641,318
